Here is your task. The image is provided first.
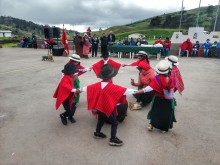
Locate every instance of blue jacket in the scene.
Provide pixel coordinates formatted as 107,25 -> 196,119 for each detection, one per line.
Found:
202,42 -> 212,49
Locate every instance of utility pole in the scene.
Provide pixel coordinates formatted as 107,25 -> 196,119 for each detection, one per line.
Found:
196,0 -> 202,27
213,0 -> 220,31
179,0 -> 184,32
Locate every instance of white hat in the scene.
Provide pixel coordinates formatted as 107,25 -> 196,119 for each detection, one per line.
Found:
155,60 -> 171,74
165,55 -> 179,66
135,51 -> 148,56
69,54 -> 81,62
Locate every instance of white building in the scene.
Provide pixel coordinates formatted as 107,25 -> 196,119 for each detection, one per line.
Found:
0,30 -> 12,37
128,33 -> 145,39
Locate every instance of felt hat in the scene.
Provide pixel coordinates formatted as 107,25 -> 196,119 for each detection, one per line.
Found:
62,63 -> 78,75
155,60 -> 171,75
69,54 -> 81,62
165,55 -> 179,66
98,64 -> 118,80
135,51 -> 148,56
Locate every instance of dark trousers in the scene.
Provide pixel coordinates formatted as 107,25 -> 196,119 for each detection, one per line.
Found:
92,45 -> 98,57
96,111 -> 118,139
101,45 -> 108,56
61,98 -> 76,118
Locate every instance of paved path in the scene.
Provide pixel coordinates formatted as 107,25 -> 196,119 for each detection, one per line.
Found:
0,48 -> 220,165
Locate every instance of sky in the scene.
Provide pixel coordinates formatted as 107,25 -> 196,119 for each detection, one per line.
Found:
0,0 -> 219,32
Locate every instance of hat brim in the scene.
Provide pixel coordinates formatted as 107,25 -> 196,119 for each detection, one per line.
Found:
135,53 -> 147,56
165,57 -> 179,66
98,68 -> 118,79
155,63 -> 170,75
69,56 -> 81,62
62,69 -> 79,75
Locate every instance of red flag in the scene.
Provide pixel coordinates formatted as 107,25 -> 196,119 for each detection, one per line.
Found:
62,26 -> 69,55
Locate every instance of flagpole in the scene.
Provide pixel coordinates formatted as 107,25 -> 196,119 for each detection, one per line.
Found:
196,0 -> 202,27
179,0 -> 184,32
213,0 -> 220,31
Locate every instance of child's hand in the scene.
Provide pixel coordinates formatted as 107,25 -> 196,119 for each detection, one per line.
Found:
76,89 -> 81,93
121,64 -> 126,67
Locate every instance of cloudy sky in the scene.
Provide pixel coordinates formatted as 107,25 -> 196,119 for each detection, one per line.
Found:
0,0 -> 219,32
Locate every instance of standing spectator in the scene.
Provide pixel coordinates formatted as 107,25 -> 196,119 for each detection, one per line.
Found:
216,41 -> 220,59
191,41 -> 200,57
141,37 -> 148,45
82,34 -> 91,59
91,34 -> 99,57
202,39 -> 212,57
123,37 -> 129,45
32,33 -> 38,49
100,33 -> 108,57
107,31 -> 116,45
162,37 -> 171,57
179,38 -> 193,57
74,32 -> 83,57
129,38 -> 136,46
136,38 -> 142,46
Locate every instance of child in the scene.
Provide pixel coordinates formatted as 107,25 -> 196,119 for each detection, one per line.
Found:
91,52 -> 121,78
68,54 -> 90,104
191,41 -> 200,57
81,64 -> 136,146
53,63 -> 80,125
136,60 -> 176,133
202,39 -> 212,57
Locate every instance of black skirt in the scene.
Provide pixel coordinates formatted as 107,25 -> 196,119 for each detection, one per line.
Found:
147,96 -> 176,131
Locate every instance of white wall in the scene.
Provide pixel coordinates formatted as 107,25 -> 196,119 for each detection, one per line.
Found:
0,32 -> 12,37
171,27 -> 220,44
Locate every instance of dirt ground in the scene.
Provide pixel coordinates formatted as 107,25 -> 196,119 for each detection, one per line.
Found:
0,48 -> 220,165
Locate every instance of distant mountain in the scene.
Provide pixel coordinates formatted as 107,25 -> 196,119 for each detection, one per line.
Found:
0,5 -> 219,39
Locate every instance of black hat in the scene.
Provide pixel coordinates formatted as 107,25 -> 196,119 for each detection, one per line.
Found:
98,64 -> 118,80
62,63 -> 78,75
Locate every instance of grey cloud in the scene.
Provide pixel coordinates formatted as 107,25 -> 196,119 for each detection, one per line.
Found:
0,0 -> 177,29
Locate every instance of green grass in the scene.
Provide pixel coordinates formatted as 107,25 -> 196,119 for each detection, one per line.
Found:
2,43 -> 18,48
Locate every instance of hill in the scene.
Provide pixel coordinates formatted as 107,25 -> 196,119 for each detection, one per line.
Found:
0,5 -> 219,40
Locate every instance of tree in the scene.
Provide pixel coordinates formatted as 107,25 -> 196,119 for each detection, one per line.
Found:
207,5 -> 214,17
150,16 -> 161,26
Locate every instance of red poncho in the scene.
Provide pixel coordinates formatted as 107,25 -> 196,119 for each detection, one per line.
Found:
149,75 -> 175,97
171,67 -> 184,94
92,59 -> 121,77
87,82 -> 126,117
53,75 -> 76,110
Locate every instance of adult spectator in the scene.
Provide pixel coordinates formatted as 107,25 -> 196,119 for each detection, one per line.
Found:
74,32 -> 83,57
202,39 -> 212,57
107,31 -> 116,45
32,33 -> 38,49
136,38 -> 142,46
162,37 -> 171,57
129,38 -> 136,46
154,37 -> 163,45
82,34 -> 91,59
91,34 -> 99,57
123,37 -> 129,45
100,33 -> 108,57
141,37 -> 148,45
179,38 -> 193,57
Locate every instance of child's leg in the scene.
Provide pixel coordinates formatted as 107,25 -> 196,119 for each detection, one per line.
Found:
108,113 -> 118,139
96,112 -> 106,133
62,99 -> 76,118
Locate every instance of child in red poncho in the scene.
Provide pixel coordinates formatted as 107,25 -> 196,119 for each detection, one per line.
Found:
81,64 -> 136,146
53,63 -> 80,125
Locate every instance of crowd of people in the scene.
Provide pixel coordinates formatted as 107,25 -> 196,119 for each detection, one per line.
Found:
20,33 -> 38,49
53,49 -> 184,146
179,38 -> 220,58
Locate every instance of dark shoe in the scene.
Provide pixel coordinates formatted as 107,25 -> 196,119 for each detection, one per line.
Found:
109,137 -> 123,146
94,132 -> 106,139
68,116 -> 76,123
60,114 -> 67,125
